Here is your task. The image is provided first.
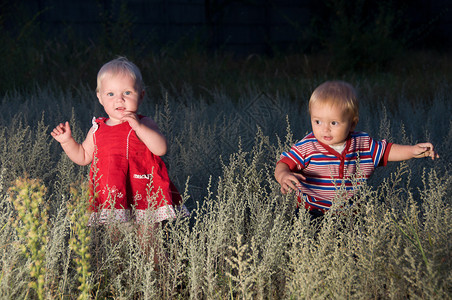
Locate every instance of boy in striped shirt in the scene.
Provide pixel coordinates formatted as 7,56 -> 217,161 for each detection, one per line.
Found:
275,81 -> 439,217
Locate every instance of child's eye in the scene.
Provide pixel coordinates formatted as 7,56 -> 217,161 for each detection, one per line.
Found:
124,91 -> 131,95
107,92 -> 114,97
331,121 -> 338,126
315,120 -> 321,125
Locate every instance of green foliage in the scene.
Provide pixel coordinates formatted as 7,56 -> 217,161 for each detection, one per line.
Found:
68,182 -> 92,299
9,177 -> 48,299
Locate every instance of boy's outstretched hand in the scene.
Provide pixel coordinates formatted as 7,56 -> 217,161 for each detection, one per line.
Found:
388,142 -> 439,161
51,121 -> 72,144
413,143 -> 439,160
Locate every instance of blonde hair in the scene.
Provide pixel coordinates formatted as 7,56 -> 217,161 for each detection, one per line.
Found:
309,81 -> 359,124
96,57 -> 144,93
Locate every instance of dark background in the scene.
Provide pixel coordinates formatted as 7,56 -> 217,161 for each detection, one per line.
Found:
1,0 -> 451,95
4,0 -> 451,55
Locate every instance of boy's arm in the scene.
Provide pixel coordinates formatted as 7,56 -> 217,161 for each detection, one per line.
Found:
275,162 -> 305,194
121,114 -> 168,156
388,142 -> 439,162
51,122 -> 94,166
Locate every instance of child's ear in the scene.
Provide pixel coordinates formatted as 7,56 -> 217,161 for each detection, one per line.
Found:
350,117 -> 359,131
139,90 -> 145,104
97,92 -> 104,106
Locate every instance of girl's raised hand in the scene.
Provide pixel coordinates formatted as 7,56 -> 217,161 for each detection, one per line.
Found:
51,121 -> 72,144
121,112 -> 141,130
120,114 -> 168,156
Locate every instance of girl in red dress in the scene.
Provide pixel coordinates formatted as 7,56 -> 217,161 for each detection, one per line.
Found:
51,57 -> 189,226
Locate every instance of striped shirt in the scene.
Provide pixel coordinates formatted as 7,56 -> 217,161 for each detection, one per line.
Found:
278,132 -> 392,211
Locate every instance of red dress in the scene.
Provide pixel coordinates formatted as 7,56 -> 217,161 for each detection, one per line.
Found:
88,116 -> 188,224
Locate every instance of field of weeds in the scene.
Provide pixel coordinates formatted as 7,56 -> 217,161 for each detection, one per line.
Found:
1,1 -> 451,297
0,73 -> 450,298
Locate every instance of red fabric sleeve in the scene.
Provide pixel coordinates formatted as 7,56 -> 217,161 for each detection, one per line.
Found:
277,156 -> 299,171
379,142 -> 393,167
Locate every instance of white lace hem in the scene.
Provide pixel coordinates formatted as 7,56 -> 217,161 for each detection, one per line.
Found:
88,204 -> 190,226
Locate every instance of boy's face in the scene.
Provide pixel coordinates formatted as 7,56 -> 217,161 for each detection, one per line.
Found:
310,102 -> 357,147
97,73 -> 144,125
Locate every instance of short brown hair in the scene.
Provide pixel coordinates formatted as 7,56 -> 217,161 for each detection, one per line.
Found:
309,81 -> 359,124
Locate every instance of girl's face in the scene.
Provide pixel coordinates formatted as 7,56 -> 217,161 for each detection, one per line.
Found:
310,102 -> 357,147
97,73 -> 144,125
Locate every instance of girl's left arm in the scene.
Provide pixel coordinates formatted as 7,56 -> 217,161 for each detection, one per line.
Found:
388,142 -> 439,161
127,115 -> 168,156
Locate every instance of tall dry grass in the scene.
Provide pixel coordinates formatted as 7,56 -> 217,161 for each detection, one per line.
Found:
0,78 -> 450,298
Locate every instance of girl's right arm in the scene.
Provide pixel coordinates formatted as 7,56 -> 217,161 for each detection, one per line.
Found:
51,121 -> 95,166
